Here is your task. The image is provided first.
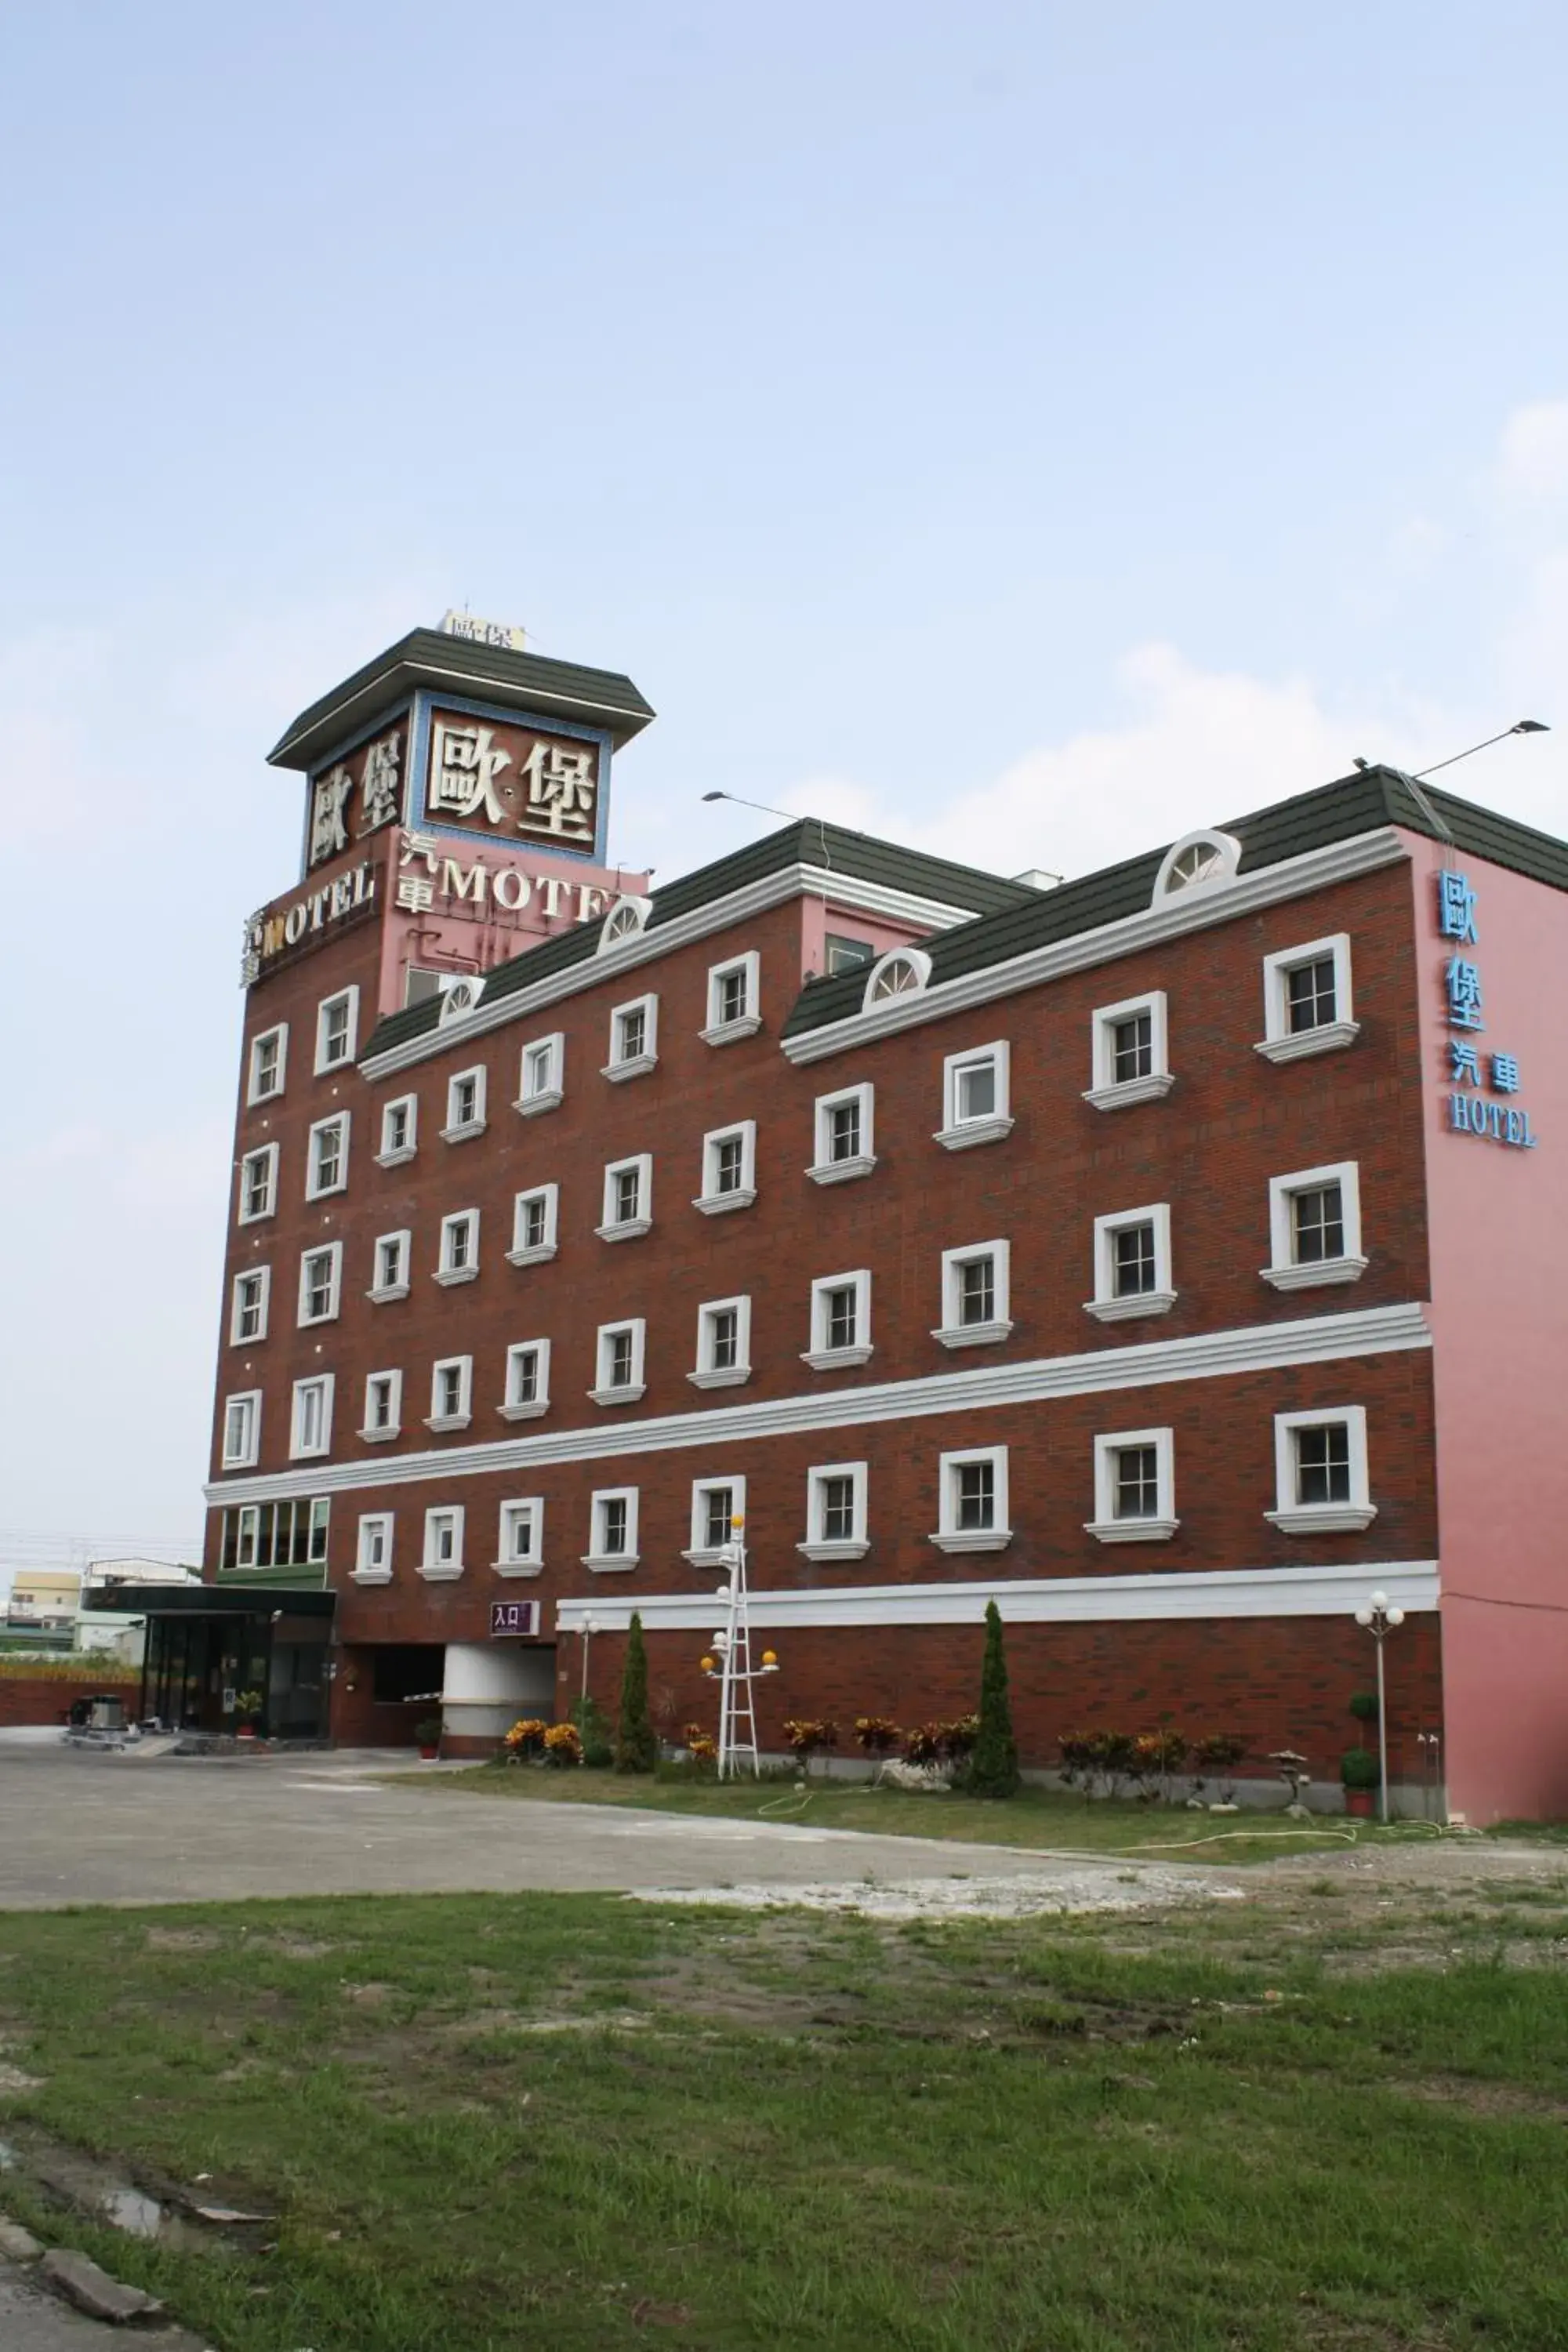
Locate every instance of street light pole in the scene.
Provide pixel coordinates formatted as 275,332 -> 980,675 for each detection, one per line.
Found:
577,1613 -> 599,1704
1353,1590 -> 1405,1823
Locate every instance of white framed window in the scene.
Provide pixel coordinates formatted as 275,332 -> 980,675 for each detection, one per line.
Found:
689,1294 -> 752,1390
376,1093 -> 418,1167
695,1120 -> 757,1214
804,1269 -> 873,1368
597,1152 -> 653,1241
808,1082 -> 876,1184
862,946 -> 931,1011
798,1461 -> 869,1561
499,1338 -> 551,1421
230,1265 -> 270,1346
516,1032 -> 564,1116
590,1317 -> 647,1406
314,985 -> 359,1074
238,1142 -> 279,1225
1263,1161 -> 1367,1290
936,1040 -> 1013,1150
297,1240 -> 343,1327
368,1229 -> 411,1302
507,1183 -> 559,1265
289,1373 -> 335,1461
931,1446 -> 1011,1553
441,1065 -> 488,1142
247,1023 -> 288,1105
825,932 -> 876,976
702,949 -> 761,1044
220,1390 -> 261,1470
1267,1406 -> 1376,1534
604,992 -> 659,1080
359,1368 -> 402,1442
496,1497 -> 545,1577
1151,828 -> 1242,906
435,1208 -> 480,1285
354,1512 -> 394,1584
305,1112 -> 350,1200
584,1486 -> 640,1571
426,1353 -> 474,1431
597,895 -> 652,952
1085,991 -> 1174,1111
1258,935 -> 1359,1062
1087,1427 -> 1178,1542
420,1504 -> 466,1581
437,975 -> 484,1026
684,1475 -> 747,1566
1086,1203 -> 1175,1322
934,1240 -> 1013,1348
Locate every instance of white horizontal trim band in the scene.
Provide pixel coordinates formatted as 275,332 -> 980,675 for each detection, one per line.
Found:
204,1301 -> 1431,1506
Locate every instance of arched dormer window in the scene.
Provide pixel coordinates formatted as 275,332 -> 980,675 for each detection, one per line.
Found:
437,975 -> 484,1025
1151,829 -> 1242,907
862,946 -> 932,1011
597,895 -> 652,953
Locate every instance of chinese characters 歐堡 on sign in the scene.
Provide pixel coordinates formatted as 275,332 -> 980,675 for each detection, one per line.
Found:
425,709 -> 601,852
1438,869 -> 1539,1149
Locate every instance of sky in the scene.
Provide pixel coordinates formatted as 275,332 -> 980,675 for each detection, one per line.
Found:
2,1 -> 1566,1570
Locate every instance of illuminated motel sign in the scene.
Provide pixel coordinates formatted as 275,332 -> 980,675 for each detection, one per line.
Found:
1438,870 -> 1540,1149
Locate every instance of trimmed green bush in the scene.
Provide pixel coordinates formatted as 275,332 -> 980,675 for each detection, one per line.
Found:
967,1600 -> 1020,1798
614,1613 -> 657,1773
1341,1746 -> 1380,1790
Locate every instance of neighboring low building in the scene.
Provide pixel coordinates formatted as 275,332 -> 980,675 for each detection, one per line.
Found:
78,1561 -> 203,1664
5,1570 -> 81,1638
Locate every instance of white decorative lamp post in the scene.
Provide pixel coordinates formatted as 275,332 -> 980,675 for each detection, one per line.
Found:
573,1613 -> 601,1704
1353,1590 -> 1404,1823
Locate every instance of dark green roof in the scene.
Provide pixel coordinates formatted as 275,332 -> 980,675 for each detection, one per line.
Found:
268,628 -> 655,771
781,763 -> 1568,1037
363,820 -> 1039,1062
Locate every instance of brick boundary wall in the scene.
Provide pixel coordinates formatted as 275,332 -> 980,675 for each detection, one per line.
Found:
0,1675 -> 140,1729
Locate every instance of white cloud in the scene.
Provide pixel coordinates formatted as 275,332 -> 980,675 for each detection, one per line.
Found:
1495,401 -> 1568,507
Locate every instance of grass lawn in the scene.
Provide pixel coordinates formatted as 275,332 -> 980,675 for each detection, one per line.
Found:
2,1876 -> 1568,2351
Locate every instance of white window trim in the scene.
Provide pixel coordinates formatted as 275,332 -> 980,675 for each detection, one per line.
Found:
603,991 -> 659,1081
683,1473 -> 749,1566
229,1265 -> 271,1347
804,1269 -> 874,1370
1086,1203 -> 1176,1323
935,1040 -> 1014,1150
597,1152 -> 653,1242
590,1317 -> 648,1406
314,985 -> 360,1076
237,1142 -> 279,1226
931,1445 -> 1011,1553
426,1353 -> 474,1432
597,895 -> 652,953
1263,1160 -> 1367,1290
1152,828 -> 1242,907
368,1229 -> 412,1304
797,1460 -> 869,1562
419,1503 -> 466,1581
441,1064 -> 488,1143
353,1512 -> 394,1584
499,1338 -> 552,1422
1085,989 -> 1174,1111
289,1373 -> 336,1462
934,1239 -> 1013,1348
515,1032 -> 564,1116
1267,1405 -> 1377,1534
862,945 -> 931,1012
694,1120 -> 757,1214
376,1092 -> 419,1167
304,1111 -> 350,1202
808,1081 -> 877,1184
358,1368 -> 403,1443
1087,1425 -> 1178,1543
583,1485 -> 640,1571
688,1294 -> 753,1390
246,1023 -> 288,1105
296,1240 -> 344,1328
437,975 -> 485,1027
435,1208 -> 481,1287
702,949 -> 761,1045
495,1497 -> 545,1577
1257,933 -> 1359,1062
507,1182 -> 560,1266
220,1390 -> 262,1471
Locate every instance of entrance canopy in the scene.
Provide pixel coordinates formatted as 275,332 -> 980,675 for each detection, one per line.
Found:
106,1584 -> 336,1739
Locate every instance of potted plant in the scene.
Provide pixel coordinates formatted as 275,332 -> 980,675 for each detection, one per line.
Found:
415,1715 -> 442,1761
234,1688 -> 263,1741
1341,1746 -> 1380,1818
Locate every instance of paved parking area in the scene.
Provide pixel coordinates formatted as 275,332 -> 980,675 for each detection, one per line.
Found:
0,1738 -> 1230,1915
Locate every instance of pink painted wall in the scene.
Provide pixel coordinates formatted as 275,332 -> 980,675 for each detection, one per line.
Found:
1407,830 -> 1568,1822
373,839 -> 650,1018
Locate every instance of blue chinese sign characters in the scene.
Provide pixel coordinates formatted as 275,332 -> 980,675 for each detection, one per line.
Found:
1438,871 -> 1539,1148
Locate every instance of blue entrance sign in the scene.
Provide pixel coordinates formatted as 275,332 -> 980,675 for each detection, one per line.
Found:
1436,871 -> 1540,1149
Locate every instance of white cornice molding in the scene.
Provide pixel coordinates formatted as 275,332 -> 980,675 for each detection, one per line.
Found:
359,864 -> 986,1081
203,1301 -> 1431,1506
780,829 -> 1409,1065
555,1557 -> 1440,1635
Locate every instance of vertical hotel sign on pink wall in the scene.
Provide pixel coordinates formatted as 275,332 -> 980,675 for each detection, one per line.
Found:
1437,869 -> 1541,1149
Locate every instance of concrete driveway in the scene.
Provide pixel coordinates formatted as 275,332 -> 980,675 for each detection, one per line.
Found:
0,1738 -> 1232,1915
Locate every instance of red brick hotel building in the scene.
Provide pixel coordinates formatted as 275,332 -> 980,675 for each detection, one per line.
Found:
138,623 -> 1568,1820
